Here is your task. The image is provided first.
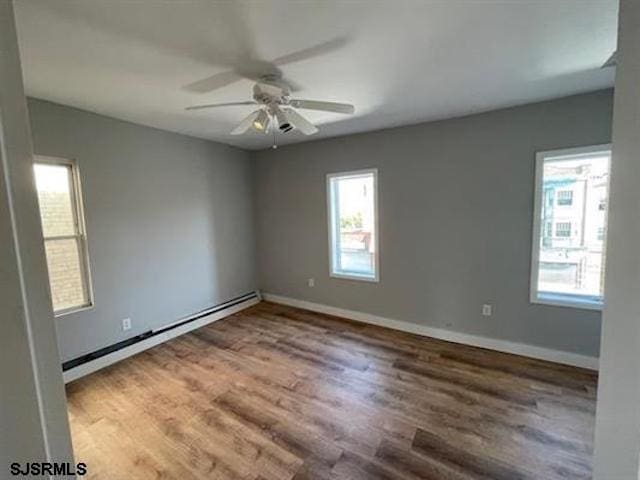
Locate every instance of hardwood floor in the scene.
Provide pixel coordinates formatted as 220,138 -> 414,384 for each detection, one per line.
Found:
66,301 -> 598,479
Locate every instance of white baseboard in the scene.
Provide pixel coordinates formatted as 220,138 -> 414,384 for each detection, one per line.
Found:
262,293 -> 599,371
63,294 -> 260,383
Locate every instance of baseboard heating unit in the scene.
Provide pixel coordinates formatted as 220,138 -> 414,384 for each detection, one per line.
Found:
62,291 -> 260,383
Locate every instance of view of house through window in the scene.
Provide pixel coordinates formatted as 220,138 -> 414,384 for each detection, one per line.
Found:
328,169 -> 378,281
531,145 -> 611,309
34,159 -> 92,314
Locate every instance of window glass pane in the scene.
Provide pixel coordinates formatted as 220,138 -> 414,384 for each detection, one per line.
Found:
331,173 -> 376,278
536,153 -> 610,303
44,238 -> 87,312
34,163 -> 76,237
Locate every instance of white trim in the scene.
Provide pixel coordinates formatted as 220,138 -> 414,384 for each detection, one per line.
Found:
262,293 -> 599,371
327,168 -> 380,282
529,143 -> 612,311
534,293 -> 603,311
535,143 -> 612,161
329,271 -> 379,283
63,294 -> 260,383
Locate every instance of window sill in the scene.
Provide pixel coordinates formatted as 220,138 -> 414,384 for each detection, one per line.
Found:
330,271 -> 379,283
531,292 -> 602,311
54,304 -> 94,318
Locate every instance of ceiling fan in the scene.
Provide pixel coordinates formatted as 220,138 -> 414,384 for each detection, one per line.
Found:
185,74 -> 355,139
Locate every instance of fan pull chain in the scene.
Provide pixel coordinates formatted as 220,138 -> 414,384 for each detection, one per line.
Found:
272,114 -> 278,149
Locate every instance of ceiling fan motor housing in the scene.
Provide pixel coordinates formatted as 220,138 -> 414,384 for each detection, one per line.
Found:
250,82 -> 293,133
253,81 -> 289,105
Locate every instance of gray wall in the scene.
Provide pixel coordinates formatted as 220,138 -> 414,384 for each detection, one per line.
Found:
253,90 -> 613,358
28,98 -> 257,362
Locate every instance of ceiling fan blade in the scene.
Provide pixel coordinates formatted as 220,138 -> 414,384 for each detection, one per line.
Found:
283,109 -> 319,135
280,76 -> 303,93
182,1 -> 260,94
186,101 -> 257,111
184,65 -> 281,94
183,70 -> 243,93
231,110 -> 261,135
289,99 -> 355,115
272,36 -> 349,67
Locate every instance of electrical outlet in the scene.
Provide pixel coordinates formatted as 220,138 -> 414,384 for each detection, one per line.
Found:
122,318 -> 132,331
308,278 -> 315,287
482,304 -> 492,317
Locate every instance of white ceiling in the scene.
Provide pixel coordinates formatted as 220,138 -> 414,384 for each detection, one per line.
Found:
14,0 -> 618,151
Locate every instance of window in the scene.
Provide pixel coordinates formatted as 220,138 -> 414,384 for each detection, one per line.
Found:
327,169 -> 378,281
557,190 -> 573,206
530,144 -> 611,310
555,222 -> 572,237
34,157 -> 93,315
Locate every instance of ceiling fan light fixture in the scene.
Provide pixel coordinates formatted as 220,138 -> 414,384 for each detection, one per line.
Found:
252,109 -> 270,132
272,106 -> 293,133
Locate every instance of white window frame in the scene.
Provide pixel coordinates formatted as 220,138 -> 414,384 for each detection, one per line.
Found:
327,168 -> 379,282
530,144 -> 611,311
35,155 -> 94,316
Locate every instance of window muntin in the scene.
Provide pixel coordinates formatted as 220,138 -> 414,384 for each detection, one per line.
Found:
530,145 -> 611,310
327,169 -> 378,281
34,158 -> 93,315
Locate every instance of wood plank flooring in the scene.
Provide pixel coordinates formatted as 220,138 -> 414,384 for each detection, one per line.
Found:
66,301 -> 598,480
